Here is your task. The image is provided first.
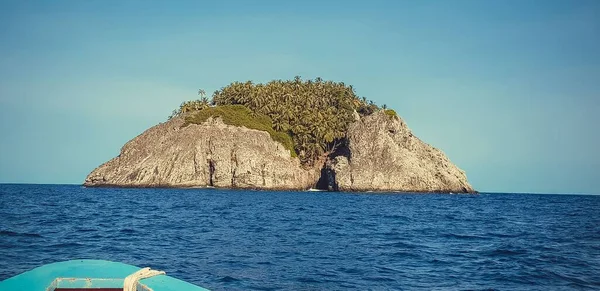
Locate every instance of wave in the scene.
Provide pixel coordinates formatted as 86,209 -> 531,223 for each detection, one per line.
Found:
0,230 -> 42,238
48,242 -> 84,248
218,276 -> 240,282
381,241 -> 421,249
296,277 -> 323,283
443,233 -> 488,240
486,248 -> 528,256
119,228 -> 136,234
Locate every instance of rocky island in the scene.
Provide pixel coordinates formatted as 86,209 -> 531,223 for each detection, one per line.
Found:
84,77 -> 475,193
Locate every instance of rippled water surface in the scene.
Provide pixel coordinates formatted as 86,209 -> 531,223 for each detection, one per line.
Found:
1,184 -> 599,290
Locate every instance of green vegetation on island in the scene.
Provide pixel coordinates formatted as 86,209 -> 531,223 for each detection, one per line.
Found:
384,109 -> 399,120
184,105 -> 296,157
172,77 -> 385,165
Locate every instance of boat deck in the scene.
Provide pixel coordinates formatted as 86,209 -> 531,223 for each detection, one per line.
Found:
0,260 -> 210,291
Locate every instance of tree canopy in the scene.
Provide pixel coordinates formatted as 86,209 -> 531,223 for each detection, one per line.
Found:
173,77 -> 382,165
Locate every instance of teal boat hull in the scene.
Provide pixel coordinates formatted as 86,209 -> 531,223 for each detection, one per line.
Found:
0,260 -> 210,291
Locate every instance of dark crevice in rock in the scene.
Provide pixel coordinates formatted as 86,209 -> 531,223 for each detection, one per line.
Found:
231,167 -> 236,187
231,149 -> 238,187
208,159 -> 215,187
127,169 -> 140,182
193,151 -> 199,176
207,135 -> 215,186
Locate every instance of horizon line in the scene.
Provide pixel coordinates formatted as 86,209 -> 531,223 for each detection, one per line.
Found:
0,183 -> 597,196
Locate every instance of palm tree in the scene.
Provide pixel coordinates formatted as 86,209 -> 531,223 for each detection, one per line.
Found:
198,89 -> 206,99
203,77 -> 385,165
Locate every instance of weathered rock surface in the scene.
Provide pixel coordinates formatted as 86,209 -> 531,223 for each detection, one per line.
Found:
84,116 -> 319,189
325,111 -> 475,193
85,110 -> 475,193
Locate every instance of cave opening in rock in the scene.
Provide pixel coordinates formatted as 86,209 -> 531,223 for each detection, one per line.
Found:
314,165 -> 331,191
314,161 -> 341,191
314,142 -> 350,191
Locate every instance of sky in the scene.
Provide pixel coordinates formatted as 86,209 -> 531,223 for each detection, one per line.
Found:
0,0 -> 598,194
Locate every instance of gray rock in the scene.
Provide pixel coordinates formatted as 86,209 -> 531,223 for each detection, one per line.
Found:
84,116 -> 319,190
326,111 -> 475,193
84,110 -> 475,193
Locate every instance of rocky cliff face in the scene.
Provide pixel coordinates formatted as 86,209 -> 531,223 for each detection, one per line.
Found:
84,116 -> 319,189
324,111 -> 475,193
85,111 -> 474,193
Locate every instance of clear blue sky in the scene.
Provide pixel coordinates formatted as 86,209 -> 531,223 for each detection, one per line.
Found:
1,0 -> 598,194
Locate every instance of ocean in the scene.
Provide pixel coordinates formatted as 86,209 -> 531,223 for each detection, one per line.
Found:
0,184 -> 598,290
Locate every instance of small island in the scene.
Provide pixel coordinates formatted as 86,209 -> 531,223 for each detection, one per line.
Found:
84,77 -> 475,193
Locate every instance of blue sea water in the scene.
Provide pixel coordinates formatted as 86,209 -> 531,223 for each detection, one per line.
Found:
0,184 -> 599,290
